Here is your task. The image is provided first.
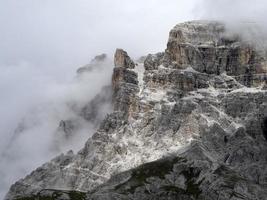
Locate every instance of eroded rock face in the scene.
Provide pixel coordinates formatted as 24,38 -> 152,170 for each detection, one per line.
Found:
114,49 -> 135,69
5,21 -> 267,200
144,52 -> 164,70
112,50 -> 139,117
164,21 -> 267,87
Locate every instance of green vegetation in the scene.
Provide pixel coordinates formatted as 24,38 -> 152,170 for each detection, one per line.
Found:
131,157 -> 186,182
161,185 -> 185,194
113,156 -> 202,198
181,167 -> 203,198
15,189 -> 86,200
114,157 -> 186,193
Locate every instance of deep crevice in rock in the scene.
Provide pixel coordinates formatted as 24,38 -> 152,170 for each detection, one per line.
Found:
262,117 -> 267,140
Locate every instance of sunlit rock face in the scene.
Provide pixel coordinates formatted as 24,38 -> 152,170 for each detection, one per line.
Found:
6,21 -> 267,200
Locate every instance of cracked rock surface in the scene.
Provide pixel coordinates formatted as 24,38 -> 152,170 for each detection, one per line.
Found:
6,21 -> 267,200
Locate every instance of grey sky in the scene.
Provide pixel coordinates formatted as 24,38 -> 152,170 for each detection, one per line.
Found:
0,0 -> 198,68
199,0 -> 267,50
199,0 -> 266,23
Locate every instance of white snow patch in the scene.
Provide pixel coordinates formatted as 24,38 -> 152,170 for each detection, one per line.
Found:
182,92 -> 204,100
164,101 -> 176,107
132,63 -> 145,96
198,86 -> 220,97
158,65 -> 168,70
181,66 -> 199,73
150,90 -> 166,101
231,121 -> 244,129
200,114 -> 216,127
231,87 -> 266,94
142,88 -> 166,102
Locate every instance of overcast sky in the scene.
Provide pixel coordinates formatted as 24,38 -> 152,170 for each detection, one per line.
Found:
0,1 -> 199,198
1,0 -> 266,70
1,0 -> 267,198
0,0 -> 199,69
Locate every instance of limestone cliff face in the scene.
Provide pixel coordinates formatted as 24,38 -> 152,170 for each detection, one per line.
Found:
164,21 -> 267,87
112,49 -> 139,118
6,21 -> 267,200
114,49 -> 135,69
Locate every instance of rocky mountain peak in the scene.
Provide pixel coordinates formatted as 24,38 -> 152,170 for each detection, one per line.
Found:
168,20 -> 226,45
5,21 -> 267,200
161,21 -> 267,88
112,49 -> 139,117
114,48 -> 135,69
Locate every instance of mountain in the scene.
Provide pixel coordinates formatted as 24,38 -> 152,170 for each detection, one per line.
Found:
5,20 -> 267,200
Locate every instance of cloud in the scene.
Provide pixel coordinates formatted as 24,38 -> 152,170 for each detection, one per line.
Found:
198,0 -> 266,23
0,0 -> 198,66
0,59 -> 114,198
4,0 -> 267,198
0,0 -> 198,198
197,0 -> 267,48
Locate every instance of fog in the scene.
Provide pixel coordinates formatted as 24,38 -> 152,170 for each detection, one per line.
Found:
0,0 -> 198,198
199,0 -> 266,23
198,0 -> 267,49
0,59 -> 114,198
1,0 -> 267,198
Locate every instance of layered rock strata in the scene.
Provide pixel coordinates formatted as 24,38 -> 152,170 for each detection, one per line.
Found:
6,21 -> 267,200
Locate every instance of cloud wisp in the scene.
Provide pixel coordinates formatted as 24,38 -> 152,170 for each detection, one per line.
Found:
198,0 -> 267,49
0,58 -> 113,198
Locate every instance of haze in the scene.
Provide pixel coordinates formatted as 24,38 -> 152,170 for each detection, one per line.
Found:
1,0 -> 267,198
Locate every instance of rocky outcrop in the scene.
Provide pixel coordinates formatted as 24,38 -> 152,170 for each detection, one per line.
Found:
144,52 -> 164,70
112,50 -> 139,116
5,49 -> 140,200
77,54 -> 108,74
114,49 -> 135,69
5,21 -> 267,200
164,21 -> 267,87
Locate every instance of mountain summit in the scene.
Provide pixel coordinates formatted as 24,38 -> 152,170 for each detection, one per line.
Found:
6,21 -> 267,200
